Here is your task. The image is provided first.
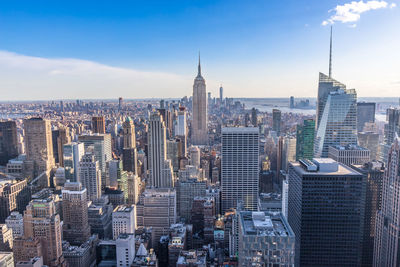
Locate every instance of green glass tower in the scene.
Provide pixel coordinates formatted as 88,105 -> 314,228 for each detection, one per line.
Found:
296,119 -> 315,160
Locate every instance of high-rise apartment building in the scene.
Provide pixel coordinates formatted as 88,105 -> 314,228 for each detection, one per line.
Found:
62,182 -> 91,245
374,138 -> 400,266
272,109 -> 281,136
0,178 -> 30,223
112,205 -> 135,240
357,102 -> 375,132
314,73 -> 357,157
221,127 -> 259,213
91,116 -> 106,134
147,112 -> 174,188
24,118 -> 55,177
136,188 -> 177,248
79,153 -> 102,201
296,119 -> 315,160
192,56 -> 208,145
0,121 -> 18,165
351,161 -> 384,267
288,158 -> 364,266
23,198 -> 66,267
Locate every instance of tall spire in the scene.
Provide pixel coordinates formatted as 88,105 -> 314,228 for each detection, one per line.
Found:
329,26 -> 333,78
198,51 -> 201,77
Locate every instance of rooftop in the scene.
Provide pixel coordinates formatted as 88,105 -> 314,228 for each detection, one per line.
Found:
295,158 -> 361,176
240,211 -> 294,237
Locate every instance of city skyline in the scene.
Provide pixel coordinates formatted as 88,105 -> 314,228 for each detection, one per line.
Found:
0,0 -> 399,100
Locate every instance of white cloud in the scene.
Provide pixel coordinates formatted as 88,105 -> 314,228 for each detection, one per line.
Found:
322,0 -> 395,26
0,51 -> 194,100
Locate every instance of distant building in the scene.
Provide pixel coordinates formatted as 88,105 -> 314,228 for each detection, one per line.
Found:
358,131 -> 380,161
238,211 -> 295,266
288,158 -> 364,266
289,96 -> 295,109
63,142 -> 85,182
0,121 -> 18,166
0,178 -> 30,223
272,109 -> 281,136
357,102 -> 375,132
91,116 -> 106,134
122,117 -> 138,174
88,197 -> 113,240
328,144 -> 370,166
177,178 -> 206,222
112,205 -> 136,240
79,153 -> 102,201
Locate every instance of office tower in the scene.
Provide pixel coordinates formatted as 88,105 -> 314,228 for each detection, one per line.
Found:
91,116 -> 106,134
147,112 -> 174,188
122,117 -> 138,173
328,144 -> 370,166
88,197 -> 113,239
108,159 -> 122,189
112,205 -> 135,240
238,211 -> 295,266
177,178 -> 206,222
23,198 -> 66,267
63,142 -> 85,181
288,158 -> 364,266
351,161 -> 384,267
127,173 -> 140,205
374,138 -> 400,266
24,117 -> 55,177
116,234 -> 135,267
62,182 -> 91,245
189,146 -> 201,168
78,133 -> 112,186
314,73 -> 357,157
175,106 -> 187,137
192,197 -> 215,242
158,106 -> 173,139
136,188 -> 177,248
357,102 -> 376,132
0,178 -> 30,223
0,224 -> 13,251
5,212 -> 24,238
221,127 -> 259,213
296,119 -> 315,160
219,85 -> 223,104
79,153 -> 102,201
281,136 -> 296,171
358,131 -> 380,160
272,109 -> 281,136
0,121 -> 18,165
251,108 -> 257,127
192,55 -> 208,145
52,126 -> 70,166
381,107 -> 400,163
289,96 -> 295,108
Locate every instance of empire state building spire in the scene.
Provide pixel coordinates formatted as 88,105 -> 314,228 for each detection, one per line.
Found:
197,51 -> 202,77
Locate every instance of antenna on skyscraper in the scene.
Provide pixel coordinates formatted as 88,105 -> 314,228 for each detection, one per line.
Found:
198,51 -> 201,76
329,25 -> 333,78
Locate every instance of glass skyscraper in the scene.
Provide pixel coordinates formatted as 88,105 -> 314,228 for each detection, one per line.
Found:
314,73 -> 357,158
296,119 -> 315,160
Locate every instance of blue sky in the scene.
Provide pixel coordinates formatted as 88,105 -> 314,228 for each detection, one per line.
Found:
0,0 -> 399,100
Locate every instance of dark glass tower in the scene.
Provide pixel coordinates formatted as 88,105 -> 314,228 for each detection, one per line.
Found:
296,119 -> 315,160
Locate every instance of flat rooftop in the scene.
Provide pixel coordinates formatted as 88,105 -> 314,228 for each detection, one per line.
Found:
292,159 -> 361,176
240,211 -> 294,237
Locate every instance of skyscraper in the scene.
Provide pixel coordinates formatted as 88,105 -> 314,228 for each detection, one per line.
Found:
122,117 -> 138,174
23,198 -> 66,267
219,85 -> 223,104
192,55 -> 208,145
221,127 -> 259,213
174,106 -> 187,137
112,205 -> 135,240
314,73 -> 357,157
381,107 -> 400,163
62,182 -> 91,246
357,102 -> 375,132
147,111 -> 173,188
296,119 -> 315,160
288,158 -> 365,266
91,116 -> 106,134
251,108 -> 257,127
0,121 -> 18,166
63,142 -> 85,181
272,109 -> 281,136
374,138 -> 400,266
24,117 -> 55,177
79,153 -> 102,201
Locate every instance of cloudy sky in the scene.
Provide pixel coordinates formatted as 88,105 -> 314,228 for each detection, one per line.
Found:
0,0 -> 399,100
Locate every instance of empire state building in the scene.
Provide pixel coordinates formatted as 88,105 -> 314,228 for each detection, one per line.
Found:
192,55 -> 208,145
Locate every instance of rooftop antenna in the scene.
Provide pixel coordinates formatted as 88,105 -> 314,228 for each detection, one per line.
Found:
329,25 -> 333,78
